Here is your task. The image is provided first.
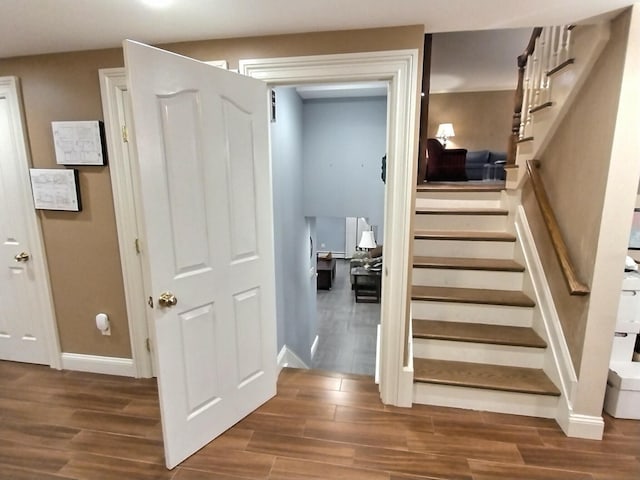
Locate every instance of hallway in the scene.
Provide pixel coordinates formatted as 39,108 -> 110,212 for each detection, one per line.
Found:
312,260 -> 380,376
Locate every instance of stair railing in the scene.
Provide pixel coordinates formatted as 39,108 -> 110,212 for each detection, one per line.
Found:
526,160 -> 590,296
508,25 -> 575,165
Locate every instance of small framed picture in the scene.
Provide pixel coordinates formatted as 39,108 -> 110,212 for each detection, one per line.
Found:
51,120 -> 107,166
29,169 -> 82,212
629,208 -> 640,250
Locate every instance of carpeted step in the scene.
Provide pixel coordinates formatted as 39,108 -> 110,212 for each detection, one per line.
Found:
413,358 -> 560,396
412,319 -> 546,348
411,285 -> 535,307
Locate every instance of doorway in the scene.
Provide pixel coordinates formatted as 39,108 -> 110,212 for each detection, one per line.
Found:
0,77 -> 60,367
269,82 -> 387,375
102,48 -> 418,405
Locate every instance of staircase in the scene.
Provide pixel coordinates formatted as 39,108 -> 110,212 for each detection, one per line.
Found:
411,183 -> 561,418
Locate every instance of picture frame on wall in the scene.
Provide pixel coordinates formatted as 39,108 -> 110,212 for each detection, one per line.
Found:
629,208 -> 640,250
51,120 -> 107,166
29,168 -> 82,212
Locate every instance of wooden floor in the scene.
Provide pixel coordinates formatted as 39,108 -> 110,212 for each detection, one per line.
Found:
314,259 -> 379,375
1,361 -> 639,479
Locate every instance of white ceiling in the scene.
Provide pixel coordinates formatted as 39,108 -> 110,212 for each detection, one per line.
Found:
0,0 -> 633,59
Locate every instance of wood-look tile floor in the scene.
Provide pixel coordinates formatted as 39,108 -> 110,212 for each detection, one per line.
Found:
1,361 -> 639,479
314,259 -> 379,375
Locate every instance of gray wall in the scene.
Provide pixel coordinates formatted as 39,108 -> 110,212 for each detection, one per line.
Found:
316,216 -> 346,254
302,97 -> 387,239
271,86 -> 317,364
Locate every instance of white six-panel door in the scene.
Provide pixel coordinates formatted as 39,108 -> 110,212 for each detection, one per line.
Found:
123,41 -> 277,469
0,77 -> 58,366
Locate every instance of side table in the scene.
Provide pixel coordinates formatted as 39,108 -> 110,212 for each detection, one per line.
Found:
351,267 -> 382,303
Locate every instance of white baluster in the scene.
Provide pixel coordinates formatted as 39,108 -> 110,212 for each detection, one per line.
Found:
549,26 -> 559,71
523,58 -> 533,138
565,26 -> 573,61
532,36 -> 541,110
541,28 -> 552,104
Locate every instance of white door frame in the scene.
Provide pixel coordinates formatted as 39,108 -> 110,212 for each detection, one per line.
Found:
241,50 -> 419,406
103,50 -> 419,405
0,76 -> 61,369
99,68 -> 153,378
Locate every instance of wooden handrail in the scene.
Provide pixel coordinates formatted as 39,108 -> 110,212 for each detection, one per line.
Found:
526,160 -> 590,295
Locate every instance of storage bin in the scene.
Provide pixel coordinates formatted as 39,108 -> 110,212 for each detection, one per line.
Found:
604,362 -> 640,419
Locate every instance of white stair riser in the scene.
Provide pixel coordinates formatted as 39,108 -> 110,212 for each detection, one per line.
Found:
413,382 -> 559,418
412,301 -> 533,328
414,214 -> 507,231
413,239 -> 515,259
416,197 -> 503,209
412,267 -> 524,291
413,338 -> 545,368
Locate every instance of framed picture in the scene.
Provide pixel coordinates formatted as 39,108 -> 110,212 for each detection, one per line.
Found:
29,169 -> 82,212
629,208 -> 640,250
51,120 -> 107,165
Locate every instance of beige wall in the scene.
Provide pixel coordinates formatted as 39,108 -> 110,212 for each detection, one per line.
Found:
522,11 -> 633,373
0,26 -> 424,359
428,90 -> 513,152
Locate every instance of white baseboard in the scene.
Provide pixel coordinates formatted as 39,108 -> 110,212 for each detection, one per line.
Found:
277,345 -> 309,372
317,250 -> 346,259
60,353 -> 136,377
556,401 -> 605,439
516,207 -> 577,401
310,335 -> 319,360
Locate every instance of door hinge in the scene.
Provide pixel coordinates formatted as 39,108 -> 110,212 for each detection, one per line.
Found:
145,338 -> 151,352
121,125 -> 129,143
134,238 -> 141,254
147,296 -> 154,308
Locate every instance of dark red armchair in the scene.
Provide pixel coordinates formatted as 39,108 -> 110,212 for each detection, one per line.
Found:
425,138 -> 468,182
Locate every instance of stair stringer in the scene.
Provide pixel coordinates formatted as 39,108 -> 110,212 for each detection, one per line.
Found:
515,206 -> 604,440
510,22 -> 611,189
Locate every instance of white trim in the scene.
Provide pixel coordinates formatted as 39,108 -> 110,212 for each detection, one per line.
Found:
556,403 -> 605,440
241,49 -> 419,406
0,76 -> 61,369
516,206 -> 586,434
277,345 -> 309,371
310,335 -> 319,360
204,60 -> 228,69
60,353 -> 136,377
396,316 -> 413,406
316,250 -> 345,259
99,68 -> 153,378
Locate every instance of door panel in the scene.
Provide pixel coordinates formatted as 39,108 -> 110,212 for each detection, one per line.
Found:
0,79 -> 55,365
124,41 -> 277,469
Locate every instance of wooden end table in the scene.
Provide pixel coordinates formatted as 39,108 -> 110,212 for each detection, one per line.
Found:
317,257 -> 336,290
351,267 -> 382,303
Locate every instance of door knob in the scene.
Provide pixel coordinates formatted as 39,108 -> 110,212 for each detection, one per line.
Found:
158,291 -> 178,307
14,252 -> 30,262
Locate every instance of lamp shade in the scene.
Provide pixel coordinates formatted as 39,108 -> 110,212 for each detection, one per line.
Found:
436,123 -> 455,139
358,230 -> 377,249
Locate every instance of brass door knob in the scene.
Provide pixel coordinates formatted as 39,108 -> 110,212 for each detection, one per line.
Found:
14,252 -> 30,262
158,291 -> 178,307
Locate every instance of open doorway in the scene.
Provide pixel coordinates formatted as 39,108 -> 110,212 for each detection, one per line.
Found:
270,82 -> 387,376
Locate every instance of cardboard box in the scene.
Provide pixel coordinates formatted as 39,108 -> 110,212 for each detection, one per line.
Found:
604,362 -> 640,419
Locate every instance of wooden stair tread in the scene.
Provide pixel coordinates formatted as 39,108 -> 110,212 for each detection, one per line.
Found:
413,256 -> 524,272
414,230 -> 516,242
412,285 -> 535,307
416,207 -> 508,216
417,182 -> 504,193
413,358 -> 560,396
412,319 -> 547,348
